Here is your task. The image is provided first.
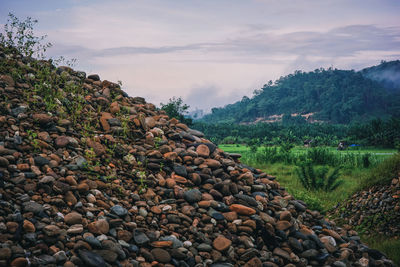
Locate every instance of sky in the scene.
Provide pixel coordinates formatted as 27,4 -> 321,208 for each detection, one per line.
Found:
1,0 -> 400,112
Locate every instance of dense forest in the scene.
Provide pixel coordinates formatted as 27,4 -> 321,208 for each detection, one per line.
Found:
361,60 -> 400,91
201,61 -> 400,124
193,118 -> 400,148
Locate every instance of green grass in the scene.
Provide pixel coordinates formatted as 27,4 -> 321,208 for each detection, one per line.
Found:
220,144 -> 397,213
360,153 -> 400,188
361,236 -> 400,266
250,162 -> 367,213
221,143 -> 400,265
220,144 -> 396,155
221,144 -> 395,169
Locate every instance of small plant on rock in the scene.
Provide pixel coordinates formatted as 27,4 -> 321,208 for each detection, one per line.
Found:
0,13 -> 52,58
26,129 -> 40,152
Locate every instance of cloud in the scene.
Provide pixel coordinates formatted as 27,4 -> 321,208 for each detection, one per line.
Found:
184,85 -> 244,113
50,24 -> 400,63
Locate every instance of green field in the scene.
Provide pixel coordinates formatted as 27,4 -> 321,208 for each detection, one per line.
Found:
220,144 -> 396,211
219,143 -> 400,264
220,144 -> 396,155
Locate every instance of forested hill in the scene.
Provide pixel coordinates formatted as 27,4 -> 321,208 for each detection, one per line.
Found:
361,60 -> 400,91
201,61 -> 400,124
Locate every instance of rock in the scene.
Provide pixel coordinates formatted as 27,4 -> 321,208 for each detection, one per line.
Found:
11,105 -> 27,117
133,230 -> 150,245
276,220 -> 292,231
301,249 -> 319,259
88,74 -> 100,81
23,201 -> 44,214
78,250 -> 106,267
34,156 -> 50,166
85,235 -> 102,248
54,251 -> 67,262
198,243 -> 213,252
10,257 -> 28,267
110,102 -> 120,114
100,112 -> 113,131
0,247 -> 11,260
230,204 -> 256,215
23,219 -> 35,233
67,224 -> 84,234
43,225 -> 62,236
151,248 -> 171,263
196,144 -> 210,157
273,247 -> 291,260
55,136 -> 70,147
39,175 -> 55,184
110,205 -> 128,217
87,139 -> 106,156
213,235 -> 232,251
0,156 -> 9,167
32,113 -> 52,124
173,164 -> 187,177
244,257 -> 262,267
88,219 -> 109,234
64,212 -> 82,225
288,237 -> 303,252
279,210 -> 292,221
184,189 -> 202,203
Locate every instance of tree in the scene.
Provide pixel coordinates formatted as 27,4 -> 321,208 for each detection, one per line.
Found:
160,97 -> 192,125
0,13 -> 52,58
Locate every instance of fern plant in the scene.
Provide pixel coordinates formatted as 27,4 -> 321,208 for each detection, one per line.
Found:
295,162 -> 343,192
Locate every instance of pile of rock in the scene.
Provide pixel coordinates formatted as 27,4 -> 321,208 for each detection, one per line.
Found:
331,174 -> 400,238
0,45 -> 395,266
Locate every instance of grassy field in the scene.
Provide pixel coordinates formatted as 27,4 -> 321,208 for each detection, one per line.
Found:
220,143 -> 396,211
219,144 -> 400,265
220,144 -> 397,155
252,162 -> 367,212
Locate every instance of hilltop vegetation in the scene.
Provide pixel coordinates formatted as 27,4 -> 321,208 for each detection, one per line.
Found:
361,60 -> 400,92
201,63 -> 400,124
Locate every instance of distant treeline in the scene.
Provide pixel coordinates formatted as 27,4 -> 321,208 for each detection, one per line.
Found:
192,117 -> 400,148
201,62 -> 400,124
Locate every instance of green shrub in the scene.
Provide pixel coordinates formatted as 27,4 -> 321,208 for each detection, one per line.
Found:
295,162 -> 343,191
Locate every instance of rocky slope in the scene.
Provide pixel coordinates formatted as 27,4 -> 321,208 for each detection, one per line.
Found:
0,45 -> 396,267
331,175 -> 400,238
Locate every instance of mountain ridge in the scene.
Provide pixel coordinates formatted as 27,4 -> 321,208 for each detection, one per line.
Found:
200,60 -> 400,124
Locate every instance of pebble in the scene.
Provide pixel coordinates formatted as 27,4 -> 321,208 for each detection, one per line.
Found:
78,250 -> 106,267
184,189 -> 202,203
151,248 -> 171,263
110,205 -> 128,217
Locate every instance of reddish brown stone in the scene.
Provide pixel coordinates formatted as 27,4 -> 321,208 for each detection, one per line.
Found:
64,212 -> 82,225
213,235 -> 232,251
276,220 -> 292,231
196,144 -> 210,158
230,204 -> 256,215
23,220 -> 35,233
110,101 -> 120,114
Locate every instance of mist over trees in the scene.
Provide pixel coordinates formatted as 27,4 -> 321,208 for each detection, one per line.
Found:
201,62 -> 400,124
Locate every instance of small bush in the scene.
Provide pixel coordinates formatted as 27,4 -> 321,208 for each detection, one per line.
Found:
295,162 -> 343,191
